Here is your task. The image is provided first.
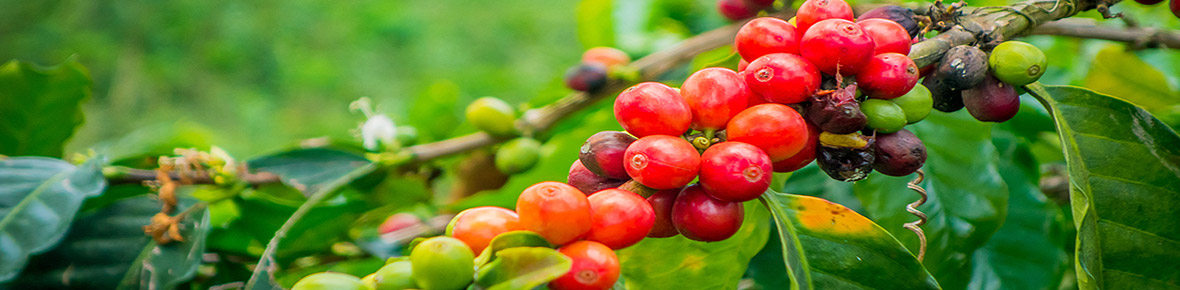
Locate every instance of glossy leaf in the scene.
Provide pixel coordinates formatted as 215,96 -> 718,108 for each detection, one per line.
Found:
760,191 -> 940,290
1027,84 -> 1180,289
475,247 -> 573,290
689,45 -> 740,72
0,157 -> 106,282
616,200 -> 770,290
247,148 -> 372,196
474,230 -> 554,266
117,198 -> 212,290
853,111 -> 1009,289
0,59 -> 91,157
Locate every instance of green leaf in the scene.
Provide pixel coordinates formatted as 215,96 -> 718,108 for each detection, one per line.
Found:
689,45 -> 740,73
0,156 -> 106,282
760,191 -> 940,290
1082,45 -> 1180,112
617,200 -> 770,290
1027,84 -> 1180,289
474,230 -> 554,266
852,111 -> 1009,289
117,198 -> 211,290
475,247 -> 573,290
0,59 -> 91,157
247,148 -> 372,196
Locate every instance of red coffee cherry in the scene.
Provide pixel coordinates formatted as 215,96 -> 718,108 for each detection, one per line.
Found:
378,212 -> 424,235
551,241 -> 620,290
583,47 -> 631,68
681,67 -> 751,131
718,0 -> 760,21
516,182 -> 593,245
743,53 -> 821,104
672,184 -> 745,242
726,103 -> 809,162
795,0 -> 854,35
800,19 -> 875,75
624,135 -> 702,189
585,189 -> 656,249
857,18 -> 912,55
735,17 -> 800,61
446,206 -> 521,254
856,53 -> 920,99
614,82 -> 692,138
1171,0 -> 1180,17
645,188 -> 681,238
738,59 -> 750,72
699,142 -> 772,202
772,121 -> 820,172
579,131 -> 637,180
568,160 -> 626,195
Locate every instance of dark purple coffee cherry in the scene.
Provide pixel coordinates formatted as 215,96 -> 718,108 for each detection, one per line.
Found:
815,132 -> 875,182
873,129 -> 926,176
806,84 -> 868,134
857,5 -> 921,38
565,63 -> 609,92
963,75 -> 1020,122
579,131 -> 638,180
935,46 -> 989,90
923,76 -> 964,112
569,160 -> 627,194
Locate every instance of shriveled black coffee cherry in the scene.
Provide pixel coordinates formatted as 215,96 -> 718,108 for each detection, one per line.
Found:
923,76 -> 964,112
935,46 -> 989,90
858,5 -> 921,37
806,84 -> 868,134
816,132 -> 876,182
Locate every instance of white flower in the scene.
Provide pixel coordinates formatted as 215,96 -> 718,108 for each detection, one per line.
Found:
362,114 -> 398,151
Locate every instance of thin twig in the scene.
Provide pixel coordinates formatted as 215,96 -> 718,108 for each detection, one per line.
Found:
904,169 -> 929,261
1031,18 -> 1180,49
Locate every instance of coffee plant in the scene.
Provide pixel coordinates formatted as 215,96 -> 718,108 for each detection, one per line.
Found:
1,0 -> 1179,289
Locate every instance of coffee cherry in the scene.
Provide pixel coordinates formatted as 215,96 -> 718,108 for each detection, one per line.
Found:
800,19 -> 876,75
446,206 -> 521,254
988,41 -> 1047,86
624,135 -> 702,189
727,103 -> 809,162
568,160 -> 627,194
495,138 -> 541,174
718,0 -> 760,21
738,59 -> 750,72
293,272 -> 368,290
748,0 -> 776,6
873,129 -> 926,176
614,82 -> 692,137
699,142 -> 772,202
935,45 -> 989,90
516,182 -> 593,245
410,237 -> 475,290
379,212 -> 424,234
645,188 -> 681,238
795,0 -> 854,34
672,184 -> 745,242
858,6 -> 921,37
856,53 -> 920,99
551,241 -> 620,290
682,67 -> 752,130
773,121 -> 820,172
364,260 -> 416,290
1136,0 -> 1164,4
806,84 -> 867,134
586,189 -> 656,249
466,97 -> 518,136
579,131 -> 638,180
735,17 -> 800,61
1172,0 -> 1180,17
565,63 -> 609,92
816,132 -> 876,182
962,75 -> 1020,122
744,53 -> 821,104
860,99 -> 907,134
891,84 -> 933,124
583,47 -> 631,68
857,19 -> 911,55
923,76 -> 964,112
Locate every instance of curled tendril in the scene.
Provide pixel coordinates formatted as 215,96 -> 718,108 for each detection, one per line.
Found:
904,169 -> 929,261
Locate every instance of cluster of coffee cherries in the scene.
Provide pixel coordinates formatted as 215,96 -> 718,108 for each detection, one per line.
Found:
717,0 -> 776,21
923,40 -> 1046,123
291,236 -> 475,290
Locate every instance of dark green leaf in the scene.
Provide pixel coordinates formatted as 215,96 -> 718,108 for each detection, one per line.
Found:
247,148 -> 372,196
117,198 -> 211,290
0,156 -> 106,282
1027,84 -> 1180,289
743,225 -> 790,289
760,191 -> 940,290
0,59 -> 91,157
475,247 -> 572,290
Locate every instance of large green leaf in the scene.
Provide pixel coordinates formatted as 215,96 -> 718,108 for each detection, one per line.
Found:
117,198 -> 211,290
247,148 -> 372,196
760,191 -> 940,290
0,59 -> 91,157
617,200 -> 769,290
1027,84 -> 1180,289
475,247 -> 573,290
0,157 -> 106,282
852,111 -> 1009,289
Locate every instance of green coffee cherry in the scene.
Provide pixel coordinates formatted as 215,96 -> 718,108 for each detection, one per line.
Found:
890,85 -> 933,124
861,99 -> 907,134
410,236 -> 475,290
988,41 -> 1047,86
364,260 -> 416,290
495,138 -> 542,174
465,97 -> 518,136
292,272 -> 370,290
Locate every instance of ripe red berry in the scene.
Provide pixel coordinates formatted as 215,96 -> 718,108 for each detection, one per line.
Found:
579,131 -> 637,180
856,53 -> 920,99
699,142 -> 772,202
645,188 -> 681,238
672,184 -> 745,242
800,19 -> 876,75
446,206 -> 521,253
772,121 -> 819,172
735,17 -> 800,61
718,0 -> 760,21
583,47 -> 631,68
614,82 -> 692,137
795,0 -> 854,35
744,53 -> 821,104
516,182 -> 593,245
568,160 -> 627,194
379,212 -> 423,234
738,59 -> 750,72
551,241 -> 620,290
585,189 -> 656,249
624,135 -> 701,189
681,68 -> 751,130
726,104 -> 809,162
857,18 -> 912,55
748,0 -> 776,6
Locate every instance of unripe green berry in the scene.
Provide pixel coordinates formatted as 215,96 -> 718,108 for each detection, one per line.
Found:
292,272 -> 370,290
466,97 -> 518,136
860,99 -> 907,133
495,138 -> 542,174
364,260 -> 416,290
890,84 -> 933,124
410,237 -> 475,290
989,41 -> 1047,86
